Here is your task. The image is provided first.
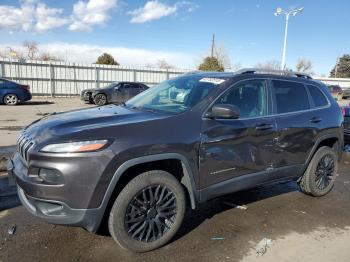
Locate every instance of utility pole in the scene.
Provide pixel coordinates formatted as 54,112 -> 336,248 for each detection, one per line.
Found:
211,34 -> 215,58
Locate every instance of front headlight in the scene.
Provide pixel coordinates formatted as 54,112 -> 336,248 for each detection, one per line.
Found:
40,140 -> 109,153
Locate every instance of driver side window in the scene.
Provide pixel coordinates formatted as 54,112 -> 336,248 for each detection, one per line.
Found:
215,79 -> 268,118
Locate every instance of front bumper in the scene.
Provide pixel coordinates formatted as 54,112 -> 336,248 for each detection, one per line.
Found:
80,92 -> 92,102
16,185 -> 102,232
7,150 -> 114,232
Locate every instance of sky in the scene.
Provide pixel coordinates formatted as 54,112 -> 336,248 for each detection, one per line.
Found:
0,0 -> 349,75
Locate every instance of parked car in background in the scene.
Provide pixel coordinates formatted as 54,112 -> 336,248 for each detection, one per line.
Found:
8,69 -> 343,252
328,85 -> 350,100
342,106 -> 350,143
81,81 -> 149,106
0,78 -> 31,105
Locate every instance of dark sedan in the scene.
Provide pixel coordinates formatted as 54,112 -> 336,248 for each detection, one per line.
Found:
81,81 -> 149,106
0,78 -> 31,105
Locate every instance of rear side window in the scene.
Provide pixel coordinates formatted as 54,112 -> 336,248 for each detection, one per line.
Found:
307,85 -> 328,108
272,80 -> 310,114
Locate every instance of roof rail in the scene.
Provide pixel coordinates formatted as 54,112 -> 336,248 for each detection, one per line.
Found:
235,68 -> 312,79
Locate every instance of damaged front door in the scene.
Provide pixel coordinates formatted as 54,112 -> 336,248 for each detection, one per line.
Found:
199,79 -> 276,188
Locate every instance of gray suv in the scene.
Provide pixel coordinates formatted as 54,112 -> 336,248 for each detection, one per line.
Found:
8,69 -> 343,252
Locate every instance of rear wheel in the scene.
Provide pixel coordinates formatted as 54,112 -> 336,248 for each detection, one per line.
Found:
93,93 -> 107,106
108,170 -> 186,252
299,146 -> 337,197
3,94 -> 19,105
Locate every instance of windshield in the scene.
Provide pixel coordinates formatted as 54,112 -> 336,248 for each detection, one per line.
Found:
104,82 -> 119,89
125,75 -> 226,113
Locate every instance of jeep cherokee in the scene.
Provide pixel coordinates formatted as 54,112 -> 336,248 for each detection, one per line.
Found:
8,69 -> 343,252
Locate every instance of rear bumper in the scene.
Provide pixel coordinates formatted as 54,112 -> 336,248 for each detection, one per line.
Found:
20,92 -> 32,102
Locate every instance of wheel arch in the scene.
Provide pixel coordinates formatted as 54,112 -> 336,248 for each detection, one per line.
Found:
100,153 -> 198,219
304,133 -> 342,171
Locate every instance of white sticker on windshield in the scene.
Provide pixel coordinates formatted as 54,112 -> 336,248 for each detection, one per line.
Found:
199,78 -> 226,85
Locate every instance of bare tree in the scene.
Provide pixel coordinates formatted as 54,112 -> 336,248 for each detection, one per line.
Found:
255,60 -> 281,70
213,42 -> 231,69
145,59 -> 175,69
39,52 -> 62,62
296,58 -> 313,74
23,41 -> 38,60
156,59 -> 175,69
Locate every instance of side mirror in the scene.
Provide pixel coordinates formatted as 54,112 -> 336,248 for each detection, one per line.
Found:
206,104 -> 240,119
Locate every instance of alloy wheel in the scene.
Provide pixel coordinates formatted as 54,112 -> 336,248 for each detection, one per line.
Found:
315,154 -> 335,190
4,94 -> 18,105
125,185 -> 177,243
94,94 -> 106,105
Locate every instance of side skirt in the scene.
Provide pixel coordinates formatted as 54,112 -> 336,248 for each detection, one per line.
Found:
199,164 -> 304,203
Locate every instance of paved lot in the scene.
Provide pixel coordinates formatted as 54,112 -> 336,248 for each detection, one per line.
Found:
0,97 -> 350,262
0,97 -> 92,147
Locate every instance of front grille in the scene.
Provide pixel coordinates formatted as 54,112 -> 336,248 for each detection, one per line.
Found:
17,132 -> 35,164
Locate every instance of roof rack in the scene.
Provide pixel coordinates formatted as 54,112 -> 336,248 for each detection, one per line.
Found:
235,68 -> 312,79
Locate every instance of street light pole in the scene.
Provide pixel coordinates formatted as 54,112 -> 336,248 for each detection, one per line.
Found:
281,13 -> 290,70
275,7 -> 304,70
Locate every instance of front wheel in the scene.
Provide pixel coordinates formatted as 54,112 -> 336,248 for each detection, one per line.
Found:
93,93 -> 107,106
108,170 -> 186,252
299,146 -> 338,197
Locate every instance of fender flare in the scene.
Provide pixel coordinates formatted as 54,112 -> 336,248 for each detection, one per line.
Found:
100,153 -> 198,211
304,133 -> 342,170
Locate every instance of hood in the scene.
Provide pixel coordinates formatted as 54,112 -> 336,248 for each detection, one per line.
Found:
24,105 -> 169,144
82,87 -> 112,92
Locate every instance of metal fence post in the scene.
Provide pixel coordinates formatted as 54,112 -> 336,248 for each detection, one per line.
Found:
73,63 -> 78,95
0,60 -> 5,78
133,69 -> 137,82
49,63 -> 55,97
166,69 -> 170,80
95,65 -> 99,88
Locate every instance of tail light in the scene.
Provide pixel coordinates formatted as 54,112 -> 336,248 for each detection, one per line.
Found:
20,85 -> 30,91
341,107 -> 346,116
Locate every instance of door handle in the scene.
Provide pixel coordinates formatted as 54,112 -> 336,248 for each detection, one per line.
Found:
255,123 -> 274,130
309,117 -> 322,123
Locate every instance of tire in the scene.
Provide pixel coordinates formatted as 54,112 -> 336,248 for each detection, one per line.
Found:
3,94 -> 19,105
93,93 -> 107,106
299,146 -> 338,197
108,170 -> 186,252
